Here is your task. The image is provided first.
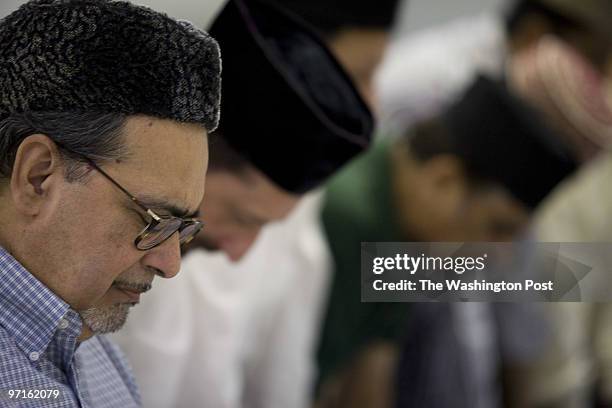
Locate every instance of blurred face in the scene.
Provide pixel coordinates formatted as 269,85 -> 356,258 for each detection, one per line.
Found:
508,35 -> 612,163
328,28 -> 390,110
187,165 -> 300,262
391,146 -> 529,242
509,12 -> 612,72
3,116 -> 208,336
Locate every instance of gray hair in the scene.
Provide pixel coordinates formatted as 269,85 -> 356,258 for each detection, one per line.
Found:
0,111 -> 127,182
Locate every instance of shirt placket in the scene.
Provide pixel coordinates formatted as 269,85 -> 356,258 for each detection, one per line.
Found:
51,310 -> 85,407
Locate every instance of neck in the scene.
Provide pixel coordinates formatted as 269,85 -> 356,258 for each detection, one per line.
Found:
78,324 -> 94,342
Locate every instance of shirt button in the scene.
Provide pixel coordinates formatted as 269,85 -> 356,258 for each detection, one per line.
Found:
29,351 -> 40,361
58,319 -> 69,330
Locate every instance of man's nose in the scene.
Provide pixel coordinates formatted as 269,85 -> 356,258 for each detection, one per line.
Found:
141,233 -> 182,279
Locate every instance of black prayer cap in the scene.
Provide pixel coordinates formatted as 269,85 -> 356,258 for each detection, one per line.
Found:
209,0 -> 374,193
442,76 -> 577,208
274,0 -> 401,35
0,0 -> 222,131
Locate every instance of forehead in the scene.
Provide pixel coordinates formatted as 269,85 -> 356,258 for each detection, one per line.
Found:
329,29 -> 389,67
118,116 -> 208,213
206,166 -> 299,220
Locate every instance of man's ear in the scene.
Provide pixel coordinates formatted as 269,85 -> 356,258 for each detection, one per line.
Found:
10,134 -> 63,216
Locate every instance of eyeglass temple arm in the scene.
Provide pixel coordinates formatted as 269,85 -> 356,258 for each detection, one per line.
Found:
55,142 -> 163,222
82,157 -> 155,216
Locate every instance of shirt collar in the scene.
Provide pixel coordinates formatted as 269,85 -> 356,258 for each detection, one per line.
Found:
0,246 -> 80,356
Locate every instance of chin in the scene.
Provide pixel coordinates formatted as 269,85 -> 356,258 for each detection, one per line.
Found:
79,303 -> 132,334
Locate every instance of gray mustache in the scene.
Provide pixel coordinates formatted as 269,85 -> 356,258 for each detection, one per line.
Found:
112,281 -> 152,293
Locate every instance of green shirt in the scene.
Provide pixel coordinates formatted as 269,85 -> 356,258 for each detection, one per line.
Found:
316,140 -> 412,388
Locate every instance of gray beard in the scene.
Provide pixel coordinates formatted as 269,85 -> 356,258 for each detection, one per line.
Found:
80,303 -> 132,334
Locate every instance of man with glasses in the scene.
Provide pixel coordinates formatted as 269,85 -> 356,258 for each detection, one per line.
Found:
0,0 -> 221,406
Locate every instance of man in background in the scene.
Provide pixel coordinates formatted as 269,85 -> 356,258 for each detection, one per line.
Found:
280,0 -> 400,110
316,76 -> 576,408
375,1 -> 612,406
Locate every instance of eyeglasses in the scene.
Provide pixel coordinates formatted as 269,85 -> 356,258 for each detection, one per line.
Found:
59,147 -> 203,251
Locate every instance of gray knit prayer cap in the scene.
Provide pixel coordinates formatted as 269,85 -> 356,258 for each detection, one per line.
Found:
0,0 -> 222,131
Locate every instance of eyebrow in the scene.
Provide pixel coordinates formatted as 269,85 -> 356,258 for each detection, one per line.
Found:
136,195 -> 199,219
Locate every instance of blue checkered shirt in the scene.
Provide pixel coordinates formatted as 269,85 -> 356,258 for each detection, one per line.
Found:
0,247 -> 141,407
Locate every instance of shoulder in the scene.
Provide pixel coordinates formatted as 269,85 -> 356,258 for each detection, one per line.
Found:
0,326 -> 76,401
535,153 -> 612,240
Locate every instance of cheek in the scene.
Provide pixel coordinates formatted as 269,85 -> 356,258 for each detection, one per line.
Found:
200,201 -> 242,236
425,197 -> 461,236
75,219 -> 143,302
432,199 -> 481,241
204,222 -> 255,244
103,219 -> 144,272
459,202 -> 522,242
39,190 -> 146,309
